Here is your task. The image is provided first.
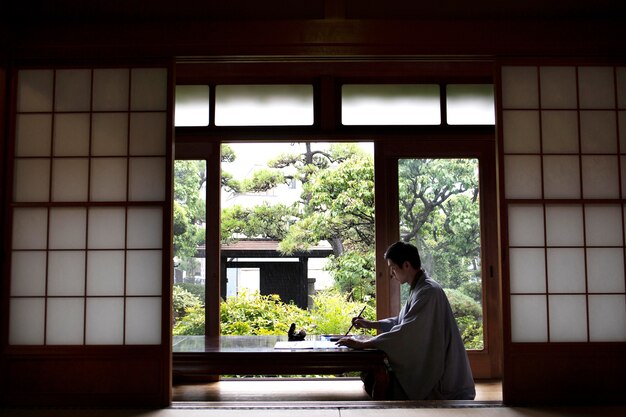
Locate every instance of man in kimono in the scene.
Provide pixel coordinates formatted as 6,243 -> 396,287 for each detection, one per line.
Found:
337,241 -> 476,400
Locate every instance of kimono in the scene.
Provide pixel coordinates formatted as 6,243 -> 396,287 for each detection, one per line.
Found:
369,272 -> 476,400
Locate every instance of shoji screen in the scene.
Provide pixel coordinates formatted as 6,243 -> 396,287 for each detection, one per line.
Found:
3,67 -> 172,406
500,64 -> 626,404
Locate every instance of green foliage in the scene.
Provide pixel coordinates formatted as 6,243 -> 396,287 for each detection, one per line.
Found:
325,251 -> 375,302
173,285 -> 202,320
309,289 -> 375,335
175,283 -> 206,305
444,288 -> 484,350
221,202 -> 297,243
242,169 -> 286,192
173,304 -> 205,335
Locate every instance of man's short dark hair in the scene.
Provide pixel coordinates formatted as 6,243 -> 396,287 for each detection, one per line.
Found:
384,241 -> 421,269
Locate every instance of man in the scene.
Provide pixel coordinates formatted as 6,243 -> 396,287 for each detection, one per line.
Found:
337,241 -> 476,400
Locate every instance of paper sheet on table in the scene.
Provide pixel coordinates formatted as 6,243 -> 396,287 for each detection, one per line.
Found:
274,340 -> 345,349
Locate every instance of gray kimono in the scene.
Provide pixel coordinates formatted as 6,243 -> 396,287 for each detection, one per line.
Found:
369,272 -> 476,400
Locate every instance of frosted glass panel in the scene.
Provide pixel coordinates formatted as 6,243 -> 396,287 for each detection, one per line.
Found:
508,205 -> 545,246
130,68 -> 167,111
87,250 -> 125,296
17,69 -> 53,112
217,85 -> 314,126
541,111 -> 579,154
126,250 -> 162,295
9,298 -> 45,345
446,84 -> 495,125
11,251 -> 47,296
48,208 -> 86,249
585,205 -> 623,246
12,208 -> 48,249
53,113 -> 90,156
545,205 -> 584,246
580,111 -> 617,153
504,156 -> 542,198
91,113 -> 128,156
540,67 -> 577,109
88,207 -> 126,249
15,114 -> 52,156
588,295 -> 626,341
92,69 -> 129,111
511,295 -> 548,342
542,156 -> 580,199
90,158 -> 127,201
47,251 -> 85,296
618,68 -> 626,108
14,159 -> 50,202
547,248 -> 586,293
129,157 -> 165,201
581,156 -> 619,198
125,297 -> 161,344
548,295 -> 588,342
129,113 -> 166,155
175,85 -> 210,126
52,158 -> 89,201
127,207 -> 163,249
509,248 -> 546,293
502,111 -> 540,153
46,298 -> 85,345
578,67 -> 615,109
55,69 -> 91,112
86,297 -> 124,344
586,248 -> 625,293
501,66 -> 538,108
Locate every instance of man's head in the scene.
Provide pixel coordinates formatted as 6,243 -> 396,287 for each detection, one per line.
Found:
384,241 -> 422,285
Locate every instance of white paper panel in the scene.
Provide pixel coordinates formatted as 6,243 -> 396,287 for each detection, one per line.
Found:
129,157 -> 165,201
545,205 -> 584,246
509,248 -> 546,293
55,69 -> 91,112
581,155 -> 620,199
52,158 -> 89,202
547,248 -> 587,293
502,111 -> 540,153
48,208 -> 86,249
129,113 -> 166,155
501,66 -> 538,109
548,295 -> 588,342
504,156 -> 542,199
12,208 -> 48,250
46,298 -> 85,345
90,158 -> 127,201
91,113 -> 128,156
542,156 -> 580,199
175,85 -> 210,127
9,298 -> 45,345
131,68 -> 167,111
86,250 -> 125,296
507,205 -> 545,247
578,67 -> 615,109
92,69 -> 129,111
47,251 -> 85,296
588,295 -> 626,341
11,251 -> 47,296
511,295 -> 548,342
85,297 -> 124,344
585,205 -> 623,246
127,207 -> 163,249
53,113 -> 90,156
17,69 -> 53,112
540,67 -> 578,109
87,207 -> 126,249
580,111 -> 617,154
586,248 -> 625,293
126,250 -> 162,295
125,297 -> 161,344
14,159 -> 50,202
541,111 -> 579,154
15,114 -> 52,156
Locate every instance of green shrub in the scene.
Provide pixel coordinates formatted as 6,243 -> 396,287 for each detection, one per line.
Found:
175,283 -> 206,305
309,289 -> 374,335
173,285 -> 202,321
173,304 -> 205,335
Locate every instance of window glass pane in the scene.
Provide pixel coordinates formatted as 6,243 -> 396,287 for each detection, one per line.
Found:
175,85 -> 210,127
342,84 -> 440,125
446,84 -> 494,125
216,85 -> 313,126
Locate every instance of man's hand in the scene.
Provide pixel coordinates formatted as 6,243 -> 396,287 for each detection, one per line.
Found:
352,317 -> 378,330
335,336 -> 374,349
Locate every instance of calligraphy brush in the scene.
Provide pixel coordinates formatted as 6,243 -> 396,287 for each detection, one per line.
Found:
343,305 -> 367,337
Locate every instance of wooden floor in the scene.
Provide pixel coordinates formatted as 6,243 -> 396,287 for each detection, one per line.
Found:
172,378 -> 503,402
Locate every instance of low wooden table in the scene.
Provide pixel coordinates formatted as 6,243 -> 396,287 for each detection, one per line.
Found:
173,335 -> 390,399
